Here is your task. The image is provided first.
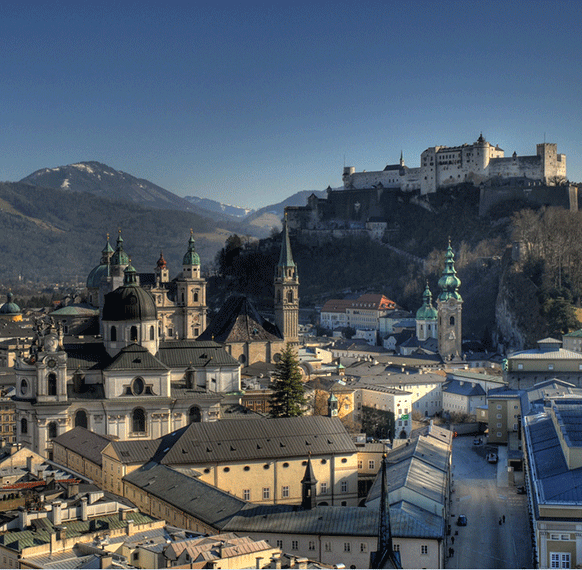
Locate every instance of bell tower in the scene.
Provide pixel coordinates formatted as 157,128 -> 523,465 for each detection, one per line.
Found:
437,240 -> 463,361
274,216 -> 299,345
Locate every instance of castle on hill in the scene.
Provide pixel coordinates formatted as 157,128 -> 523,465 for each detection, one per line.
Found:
342,134 -> 566,195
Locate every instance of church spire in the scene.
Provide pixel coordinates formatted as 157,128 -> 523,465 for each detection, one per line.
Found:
301,455 -> 318,510
371,454 -> 401,568
438,239 -> 462,301
278,214 -> 296,271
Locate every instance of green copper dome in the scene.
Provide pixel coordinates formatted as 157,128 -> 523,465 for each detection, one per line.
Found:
110,231 -> 130,266
416,283 -> 438,320
86,263 -> 110,288
0,292 -> 21,315
438,242 -> 462,301
183,231 -> 200,266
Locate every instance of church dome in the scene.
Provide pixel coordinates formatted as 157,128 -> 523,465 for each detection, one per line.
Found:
102,264 -> 157,321
416,283 -> 438,320
86,264 -> 109,289
183,231 -> 200,266
110,232 -> 130,266
0,292 -> 21,315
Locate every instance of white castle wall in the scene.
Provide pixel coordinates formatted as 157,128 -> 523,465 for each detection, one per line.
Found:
343,137 -> 567,195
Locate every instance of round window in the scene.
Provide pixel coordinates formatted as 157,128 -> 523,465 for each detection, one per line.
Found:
20,379 -> 28,396
243,466 -> 250,471
263,464 -> 270,470
132,378 -> 145,396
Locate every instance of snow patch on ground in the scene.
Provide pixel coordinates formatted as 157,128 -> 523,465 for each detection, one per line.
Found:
61,178 -> 70,189
72,163 -> 94,174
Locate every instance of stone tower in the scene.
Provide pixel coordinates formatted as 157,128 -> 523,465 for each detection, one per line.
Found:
274,217 -> 299,345
437,240 -> 462,361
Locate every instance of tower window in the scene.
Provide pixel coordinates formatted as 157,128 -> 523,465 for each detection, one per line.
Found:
287,290 -> 293,303
48,421 -> 58,439
75,410 -> 88,429
149,326 -> 154,341
130,326 -> 138,342
110,326 -> 117,341
450,316 -> 455,326
47,373 -> 57,396
132,408 -> 146,433
193,291 -> 199,302
20,418 -> 28,434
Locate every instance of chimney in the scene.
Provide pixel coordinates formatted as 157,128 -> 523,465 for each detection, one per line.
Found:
256,556 -> 264,569
18,506 -> 28,530
218,541 -> 224,558
126,520 -> 135,536
100,554 -> 113,569
57,526 -> 66,541
119,508 -> 127,521
81,497 -> 88,521
272,555 -> 282,569
51,501 -> 62,526
67,482 -> 79,498
296,558 -> 308,570
26,455 -> 34,472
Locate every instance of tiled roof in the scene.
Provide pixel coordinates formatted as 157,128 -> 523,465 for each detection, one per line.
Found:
321,299 -> 354,313
103,343 -> 169,371
509,348 -> 582,360
198,295 -> 282,343
161,416 -> 357,465
124,463 -> 246,528
442,379 -> 486,397
158,340 -> 239,367
0,512 -> 157,553
52,426 -> 116,466
107,427 -> 188,464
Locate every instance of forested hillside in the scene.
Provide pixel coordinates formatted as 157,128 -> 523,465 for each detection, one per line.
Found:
0,182 -> 246,283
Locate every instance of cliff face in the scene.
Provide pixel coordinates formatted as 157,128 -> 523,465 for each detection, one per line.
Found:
495,261 -> 546,351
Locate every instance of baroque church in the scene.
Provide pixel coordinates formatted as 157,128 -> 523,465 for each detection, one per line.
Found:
13,224 -> 300,458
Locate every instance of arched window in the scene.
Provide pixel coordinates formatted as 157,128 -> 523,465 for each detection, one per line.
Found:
287,290 -> 293,303
48,422 -> 58,439
181,292 -> 185,305
450,316 -> 455,326
189,406 -> 201,423
130,326 -> 138,342
75,410 -> 88,429
193,291 -> 199,303
110,326 -> 117,341
47,373 -> 57,396
20,418 -> 28,434
149,326 -> 154,341
132,408 -> 146,433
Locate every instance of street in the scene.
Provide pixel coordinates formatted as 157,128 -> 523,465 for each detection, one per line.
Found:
446,436 -> 532,569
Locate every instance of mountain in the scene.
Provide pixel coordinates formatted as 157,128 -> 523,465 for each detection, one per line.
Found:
20,161 -> 197,212
244,189 -> 328,230
0,181 -> 245,284
183,196 -> 254,219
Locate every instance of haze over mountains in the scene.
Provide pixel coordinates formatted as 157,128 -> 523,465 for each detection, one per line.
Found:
0,161 -> 326,283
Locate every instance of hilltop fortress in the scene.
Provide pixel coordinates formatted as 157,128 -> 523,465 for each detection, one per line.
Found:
342,134 -> 566,195
286,135 -> 575,237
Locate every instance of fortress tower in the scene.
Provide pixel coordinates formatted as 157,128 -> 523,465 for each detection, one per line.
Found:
274,218 -> 299,345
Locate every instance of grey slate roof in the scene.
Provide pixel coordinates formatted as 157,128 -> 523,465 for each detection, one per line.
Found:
52,426 -> 117,466
158,340 -> 239,367
104,343 -> 169,371
160,416 -> 357,465
442,379 -> 486,397
198,295 -> 282,343
107,427 -> 188,464
124,463 -> 246,528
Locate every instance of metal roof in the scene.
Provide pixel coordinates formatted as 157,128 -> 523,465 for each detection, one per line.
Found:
160,416 -> 357,465
442,379 -> 486,397
103,343 -> 169,371
158,340 -> 239,367
124,463 -> 246,528
52,426 -> 116,466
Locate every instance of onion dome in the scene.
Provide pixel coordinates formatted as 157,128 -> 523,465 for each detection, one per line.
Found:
183,230 -> 200,266
156,251 -> 167,270
110,230 -> 130,266
416,282 -> 438,320
102,234 -> 114,259
87,235 -> 113,288
438,241 -> 462,301
0,292 -> 21,316
102,263 -> 157,321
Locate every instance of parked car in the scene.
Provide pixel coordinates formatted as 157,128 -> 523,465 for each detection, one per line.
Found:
487,452 -> 498,464
457,514 -> 468,526
473,437 -> 481,445
516,485 -> 526,494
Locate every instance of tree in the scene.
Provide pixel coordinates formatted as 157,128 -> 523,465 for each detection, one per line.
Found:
269,344 -> 307,418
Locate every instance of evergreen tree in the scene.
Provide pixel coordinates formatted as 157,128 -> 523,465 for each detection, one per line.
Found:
269,344 -> 307,418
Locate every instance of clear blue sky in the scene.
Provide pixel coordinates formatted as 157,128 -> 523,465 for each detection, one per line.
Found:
1,0 -> 580,210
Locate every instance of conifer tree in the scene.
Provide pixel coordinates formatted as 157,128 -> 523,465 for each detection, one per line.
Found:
269,343 -> 307,418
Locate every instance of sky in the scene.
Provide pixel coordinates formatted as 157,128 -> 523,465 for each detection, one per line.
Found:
1,0 -> 581,210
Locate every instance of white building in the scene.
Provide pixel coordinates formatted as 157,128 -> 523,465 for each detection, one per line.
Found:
343,136 -> 567,196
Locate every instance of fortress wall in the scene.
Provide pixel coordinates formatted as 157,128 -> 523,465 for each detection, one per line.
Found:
479,184 -> 577,216
345,170 -> 401,190
488,155 -> 542,179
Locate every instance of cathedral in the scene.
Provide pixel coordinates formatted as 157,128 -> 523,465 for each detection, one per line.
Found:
13,224 -> 300,458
